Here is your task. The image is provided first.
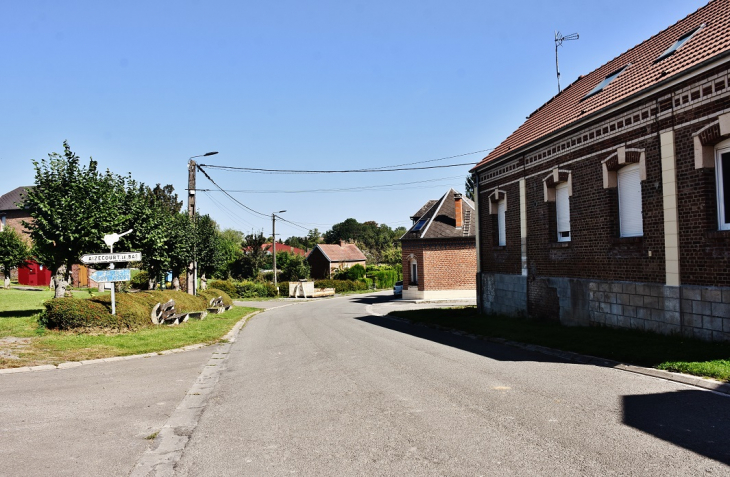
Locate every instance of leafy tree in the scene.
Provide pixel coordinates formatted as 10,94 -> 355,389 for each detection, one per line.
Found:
23,141 -> 131,297
168,212 -> 195,288
233,231 -> 269,279
216,228 -> 244,278
195,214 -> 225,289
323,218 -> 361,244
150,184 -> 183,215
465,175 -> 475,201
0,228 -> 30,288
381,245 -> 402,267
276,252 -> 310,281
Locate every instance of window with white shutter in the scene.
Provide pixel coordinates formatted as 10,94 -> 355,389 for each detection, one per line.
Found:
555,182 -> 571,242
618,163 -> 643,237
497,199 -> 506,246
717,141 -> 730,231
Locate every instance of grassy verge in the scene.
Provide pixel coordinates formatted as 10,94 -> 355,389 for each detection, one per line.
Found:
388,307 -> 730,382
0,287 -> 258,368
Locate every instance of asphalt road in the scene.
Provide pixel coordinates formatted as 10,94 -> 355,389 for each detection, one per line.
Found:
175,293 -> 730,476
0,347 -> 214,477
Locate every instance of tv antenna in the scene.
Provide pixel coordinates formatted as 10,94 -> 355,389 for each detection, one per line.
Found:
555,31 -> 579,93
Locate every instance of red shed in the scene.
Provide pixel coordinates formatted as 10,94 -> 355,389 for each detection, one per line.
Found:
18,261 -> 52,287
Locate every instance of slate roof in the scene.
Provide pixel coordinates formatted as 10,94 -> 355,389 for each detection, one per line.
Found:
474,0 -> 730,170
411,200 -> 438,221
0,186 -> 32,212
315,243 -> 367,263
401,189 -> 476,240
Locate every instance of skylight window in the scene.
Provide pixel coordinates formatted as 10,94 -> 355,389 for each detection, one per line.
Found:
583,65 -> 629,100
413,219 -> 427,231
655,24 -> 704,63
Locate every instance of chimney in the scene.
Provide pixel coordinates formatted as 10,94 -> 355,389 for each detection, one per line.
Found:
340,239 -> 346,247
454,193 -> 463,228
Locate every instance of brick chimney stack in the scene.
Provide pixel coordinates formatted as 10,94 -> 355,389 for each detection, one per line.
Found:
340,239 -> 346,247
454,193 -> 463,228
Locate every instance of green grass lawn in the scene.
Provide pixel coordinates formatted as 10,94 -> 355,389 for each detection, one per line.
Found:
388,307 -> 730,382
0,288 -> 258,368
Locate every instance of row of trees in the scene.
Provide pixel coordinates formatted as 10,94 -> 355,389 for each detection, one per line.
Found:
19,142 -> 225,297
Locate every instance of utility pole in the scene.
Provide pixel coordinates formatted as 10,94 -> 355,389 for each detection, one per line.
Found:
187,159 -> 196,295
187,152 -> 218,296
272,210 -> 286,295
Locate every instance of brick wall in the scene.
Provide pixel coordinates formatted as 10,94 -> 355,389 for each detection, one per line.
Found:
402,238 -> 476,292
474,63 -> 730,341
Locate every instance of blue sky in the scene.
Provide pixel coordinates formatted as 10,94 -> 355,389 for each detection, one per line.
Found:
1,0 -> 708,239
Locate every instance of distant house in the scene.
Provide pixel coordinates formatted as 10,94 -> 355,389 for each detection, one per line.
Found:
307,241 -> 367,279
400,189 -> 476,300
0,186 -> 32,242
0,186 -> 88,287
260,243 -> 306,256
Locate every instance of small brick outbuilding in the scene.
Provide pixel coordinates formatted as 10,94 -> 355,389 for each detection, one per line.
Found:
400,189 -> 476,300
472,0 -> 730,341
307,242 -> 367,279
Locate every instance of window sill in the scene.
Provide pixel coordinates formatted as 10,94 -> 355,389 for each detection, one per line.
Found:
549,242 -> 570,248
610,236 -> 643,245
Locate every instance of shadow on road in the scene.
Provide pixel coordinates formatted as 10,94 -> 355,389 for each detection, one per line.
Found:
622,390 -> 730,465
354,314 -> 566,363
349,294 -> 399,306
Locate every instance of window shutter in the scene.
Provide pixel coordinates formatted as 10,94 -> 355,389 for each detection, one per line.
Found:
618,163 -> 643,237
556,183 -> 571,242
497,199 -> 506,246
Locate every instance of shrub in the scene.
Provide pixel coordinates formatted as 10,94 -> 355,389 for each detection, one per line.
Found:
208,279 -> 238,297
38,288 -> 233,331
234,281 -> 277,298
313,279 -> 368,293
130,270 -> 150,289
333,264 -> 366,281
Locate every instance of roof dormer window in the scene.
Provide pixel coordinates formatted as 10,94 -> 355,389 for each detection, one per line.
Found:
583,65 -> 629,100
655,24 -> 704,63
413,219 -> 427,231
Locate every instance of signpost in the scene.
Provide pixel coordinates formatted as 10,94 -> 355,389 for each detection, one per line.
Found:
81,252 -> 141,265
89,269 -> 132,283
89,229 -> 138,316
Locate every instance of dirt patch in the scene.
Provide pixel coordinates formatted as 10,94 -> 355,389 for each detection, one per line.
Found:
0,337 -> 32,360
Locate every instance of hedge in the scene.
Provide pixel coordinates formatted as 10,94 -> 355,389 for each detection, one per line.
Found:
209,279 -> 278,299
313,279 -> 369,293
38,288 -> 233,331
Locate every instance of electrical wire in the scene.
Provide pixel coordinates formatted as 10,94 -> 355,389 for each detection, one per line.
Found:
199,149 -> 492,175
201,191 -> 258,230
195,175 -> 463,194
197,165 -> 269,218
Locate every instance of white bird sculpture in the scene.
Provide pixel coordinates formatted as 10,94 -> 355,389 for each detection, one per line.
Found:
103,229 -> 133,248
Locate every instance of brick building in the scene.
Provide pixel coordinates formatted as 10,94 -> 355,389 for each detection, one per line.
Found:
307,241 -> 367,279
400,189 -> 476,300
472,0 -> 730,341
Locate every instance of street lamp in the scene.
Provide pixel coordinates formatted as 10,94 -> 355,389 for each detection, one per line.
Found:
272,210 -> 286,295
188,151 -> 219,296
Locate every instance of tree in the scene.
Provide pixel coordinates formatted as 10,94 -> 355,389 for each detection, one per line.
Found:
167,212 -> 195,288
23,141 -> 131,298
0,228 -> 30,288
195,214 -> 225,289
150,184 -> 183,215
233,231 -> 269,279
276,252 -> 310,281
217,228 -> 244,278
465,175 -> 475,201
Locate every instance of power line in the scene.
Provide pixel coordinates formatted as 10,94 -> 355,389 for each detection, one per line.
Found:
197,165 -> 269,218
199,149 -> 492,175
201,191 -> 258,230
195,175 -> 463,194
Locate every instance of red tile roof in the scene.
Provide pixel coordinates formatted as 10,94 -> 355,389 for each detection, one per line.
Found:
316,243 -> 367,263
474,0 -> 730,170
260,243 -> 306,256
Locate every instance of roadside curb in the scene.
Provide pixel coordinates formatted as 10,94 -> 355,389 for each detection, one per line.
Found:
382,314 -> 730,397
0,309 -> 262,376
130,307 -> 268,476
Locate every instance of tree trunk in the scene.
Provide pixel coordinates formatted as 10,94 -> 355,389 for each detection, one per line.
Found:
172,277 -> 180,291
186,261 -> 195,295
54,265 -> 68,298
148,277 -> 157,290
200,273 -> 207,290
3,270 -> 10,289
